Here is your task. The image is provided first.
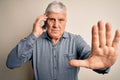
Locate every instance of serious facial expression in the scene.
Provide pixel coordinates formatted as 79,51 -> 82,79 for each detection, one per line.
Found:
46,11 -> 67,39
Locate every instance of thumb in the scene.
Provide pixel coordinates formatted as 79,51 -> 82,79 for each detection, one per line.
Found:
69,60 -> 89,68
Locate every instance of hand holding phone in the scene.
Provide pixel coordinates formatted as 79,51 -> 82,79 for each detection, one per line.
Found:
32,15 -> 48,37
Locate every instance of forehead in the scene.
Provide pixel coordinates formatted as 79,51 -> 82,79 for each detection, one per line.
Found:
47,11 -> 67,18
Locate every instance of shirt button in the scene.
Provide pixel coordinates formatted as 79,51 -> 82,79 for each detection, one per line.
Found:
54,55 -> 56,57
54,66 -> 56,69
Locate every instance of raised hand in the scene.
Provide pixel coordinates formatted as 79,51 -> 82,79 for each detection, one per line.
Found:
32,15 -> 48,38
69,21 -> 120,69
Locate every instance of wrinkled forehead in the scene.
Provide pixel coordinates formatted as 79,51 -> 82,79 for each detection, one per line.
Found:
46,11 -> 67,19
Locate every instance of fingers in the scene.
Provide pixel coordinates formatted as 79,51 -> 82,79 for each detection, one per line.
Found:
97,21 -> 120,48
92,21 -> 114,49
32,15 -> 48,38
106,23 -> 112,46
34,15 -> 48,26
98,21 -> 106,47
92,21 -> 106,49
112,29 -> 120,48
92,25 -> 99,49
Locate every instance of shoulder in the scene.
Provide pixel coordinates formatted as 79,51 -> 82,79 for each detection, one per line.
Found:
64,31 -> 83,40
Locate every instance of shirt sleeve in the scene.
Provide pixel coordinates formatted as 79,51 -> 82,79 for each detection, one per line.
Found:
75,35 -> 91,59
6,33 -> 37,69
75,35 -> 110,74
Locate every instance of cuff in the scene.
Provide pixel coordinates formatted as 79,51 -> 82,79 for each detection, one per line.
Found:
93,67 -> 110,74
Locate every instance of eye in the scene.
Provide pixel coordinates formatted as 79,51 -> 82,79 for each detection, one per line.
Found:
59,19 -> 65,22
48,18 -> 55,21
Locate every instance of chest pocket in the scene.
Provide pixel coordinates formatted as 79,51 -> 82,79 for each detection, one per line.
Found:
64,53 -> 77,69
63,53 -> 77,80
63,36 -> 78,69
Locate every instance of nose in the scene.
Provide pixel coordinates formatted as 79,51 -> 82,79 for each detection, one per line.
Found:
53,20 -> 59,28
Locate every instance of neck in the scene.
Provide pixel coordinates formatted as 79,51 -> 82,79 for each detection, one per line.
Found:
52,38 -> 60,45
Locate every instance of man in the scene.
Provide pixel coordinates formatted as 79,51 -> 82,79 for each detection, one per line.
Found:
6,1 -> 120,80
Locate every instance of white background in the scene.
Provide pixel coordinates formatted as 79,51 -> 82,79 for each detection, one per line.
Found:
0,0 -> 120,80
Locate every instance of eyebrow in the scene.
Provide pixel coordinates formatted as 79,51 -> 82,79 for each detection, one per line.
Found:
47,17 -> 55,20
47,17 -> 65,20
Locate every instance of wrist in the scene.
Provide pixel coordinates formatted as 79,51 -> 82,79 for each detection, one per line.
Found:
32,32 -> 42,38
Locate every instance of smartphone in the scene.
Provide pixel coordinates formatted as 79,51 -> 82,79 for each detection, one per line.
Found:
43,21 -> 47,29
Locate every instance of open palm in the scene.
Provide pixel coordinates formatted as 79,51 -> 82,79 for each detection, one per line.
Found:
69,21 -> 120,69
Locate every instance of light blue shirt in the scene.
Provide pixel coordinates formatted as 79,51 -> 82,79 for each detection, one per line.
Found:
6,31 -> 109,80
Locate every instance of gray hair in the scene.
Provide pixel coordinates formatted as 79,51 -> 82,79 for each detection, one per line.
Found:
45,1 -> 66,13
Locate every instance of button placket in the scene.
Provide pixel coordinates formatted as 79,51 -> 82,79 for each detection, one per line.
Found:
53,46 -> 57,80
